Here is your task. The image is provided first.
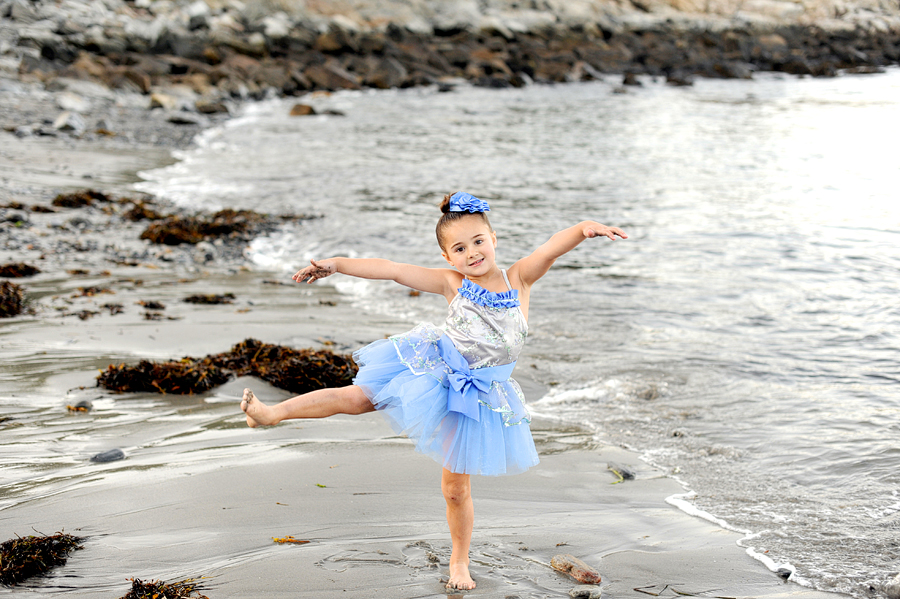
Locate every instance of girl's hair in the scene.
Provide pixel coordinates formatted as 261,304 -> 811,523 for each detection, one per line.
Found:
435,192 -> 492,250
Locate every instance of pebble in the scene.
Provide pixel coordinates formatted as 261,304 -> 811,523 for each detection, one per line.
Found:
90,448 -> 125,463
570,586 -> 602,599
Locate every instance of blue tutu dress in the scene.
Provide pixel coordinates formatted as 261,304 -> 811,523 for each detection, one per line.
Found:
353,270 -> 539,476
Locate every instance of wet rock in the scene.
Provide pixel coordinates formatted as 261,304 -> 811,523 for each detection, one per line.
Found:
776,568 -> 793,579
607,462 -> 636,482
53,111 -> 86,134
622,72 -> 642,86
666,72 -> 694,86
570,586 -> 602,599
165,111 -> 209,126
885,573 -> 900,599
66,400 -> 93,412
149,92 -> 179,110
290,103 -> 316,116
364,56 -> 409,89
90,448 -> 125,463
305,63 -> 361,90
0,281 -> 25,318
55,92 -> 92,113
195,99 -> 229,114
551,554 -> 602,584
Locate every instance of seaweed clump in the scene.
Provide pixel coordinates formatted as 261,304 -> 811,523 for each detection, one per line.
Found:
96,338 -> 356,395
0,281 -> 24,318
140,209 -> 268,245
209,338 -> 357,395
0,533 -> 84,585
0,263 -> 40,277
98,357 -> 231,394
51,189 -> 110,208
183,293 -> 235,305
120,577 -> 209,599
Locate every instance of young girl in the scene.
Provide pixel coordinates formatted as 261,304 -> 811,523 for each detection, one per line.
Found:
241,192 -> 627,591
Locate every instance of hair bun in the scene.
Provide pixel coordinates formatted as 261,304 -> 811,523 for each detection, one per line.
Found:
439,192 -> 457,214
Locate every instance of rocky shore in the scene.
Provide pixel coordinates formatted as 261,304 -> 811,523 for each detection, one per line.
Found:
2,0 -> 899,147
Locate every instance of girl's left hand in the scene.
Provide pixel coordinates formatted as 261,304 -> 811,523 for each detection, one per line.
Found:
584,222 -> 628,240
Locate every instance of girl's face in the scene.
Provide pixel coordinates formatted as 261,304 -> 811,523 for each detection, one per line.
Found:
441,216 -> 497,277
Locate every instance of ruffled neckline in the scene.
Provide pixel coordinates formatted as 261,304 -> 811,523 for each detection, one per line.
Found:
458,278 -> 520,309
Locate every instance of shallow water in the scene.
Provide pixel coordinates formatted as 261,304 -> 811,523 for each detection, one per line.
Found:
27,68 -> 900,596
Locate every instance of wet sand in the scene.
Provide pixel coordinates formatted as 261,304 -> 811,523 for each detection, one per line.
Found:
0,92 -> 850,599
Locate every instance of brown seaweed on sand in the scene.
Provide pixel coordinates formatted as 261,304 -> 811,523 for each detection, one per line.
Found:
140,209 -> 268,245
0,281 -> 24,318
98,358 -> 231,394
0,533 -> 84,586
120,577 -> 209,599
51,189 -> 111,208
0,263 -> 40,277
183,293 -> 235,305
96,338 -> 356,395
208,338 -> 357,395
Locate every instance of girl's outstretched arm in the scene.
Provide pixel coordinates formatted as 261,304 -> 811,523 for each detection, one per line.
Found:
293,258 -> 458,298
511,221 -> 627,287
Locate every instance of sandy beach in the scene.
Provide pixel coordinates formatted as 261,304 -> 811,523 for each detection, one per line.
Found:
0,120 -> 857,599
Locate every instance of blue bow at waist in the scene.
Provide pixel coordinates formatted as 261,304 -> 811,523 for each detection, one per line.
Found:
438,334 -> 516,422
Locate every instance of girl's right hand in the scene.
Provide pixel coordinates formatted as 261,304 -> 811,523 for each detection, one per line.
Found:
293,259 -> 337,284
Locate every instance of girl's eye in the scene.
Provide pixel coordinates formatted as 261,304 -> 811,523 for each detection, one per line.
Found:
455,247 -> 464,252
475,239 -> 482,245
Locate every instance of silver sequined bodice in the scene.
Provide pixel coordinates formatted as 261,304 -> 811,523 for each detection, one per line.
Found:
443,271 -> 528,369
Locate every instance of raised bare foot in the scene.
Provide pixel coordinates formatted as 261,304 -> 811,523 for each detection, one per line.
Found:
446,560 -> 476,591
241,388 -> 278,427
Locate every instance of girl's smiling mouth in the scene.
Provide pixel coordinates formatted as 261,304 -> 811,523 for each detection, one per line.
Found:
469,258 -> 484,267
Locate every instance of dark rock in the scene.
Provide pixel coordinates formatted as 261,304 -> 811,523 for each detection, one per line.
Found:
166,111 -> 209,126
67,400 -> 93,412
622,72 -> 642,86
289,103 -> 316,116
607,462 -> 636,481
776,568 -> 793,580
195,99 -> 229,114
304,62 -> 360,90
665,72 -> 694,86
364,56 -> 408,89
90,448 -> 125,463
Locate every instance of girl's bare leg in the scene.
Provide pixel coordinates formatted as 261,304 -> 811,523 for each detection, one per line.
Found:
442,468 -> 476,590
241,385 -> 374,427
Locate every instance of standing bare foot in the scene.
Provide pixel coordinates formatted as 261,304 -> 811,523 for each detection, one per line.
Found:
446,560 -> 476,591
241,388 -> 278,427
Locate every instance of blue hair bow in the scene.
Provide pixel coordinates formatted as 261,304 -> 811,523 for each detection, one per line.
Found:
448,192 -> 490,213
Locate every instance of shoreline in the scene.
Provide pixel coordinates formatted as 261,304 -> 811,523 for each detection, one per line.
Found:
1,7 -> 894,597
3,0 -> 899,154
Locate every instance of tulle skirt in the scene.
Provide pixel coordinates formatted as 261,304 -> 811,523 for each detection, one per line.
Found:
353,323 -> 539,476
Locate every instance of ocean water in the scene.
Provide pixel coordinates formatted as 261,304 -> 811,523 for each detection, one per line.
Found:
136,70 -> 900,597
